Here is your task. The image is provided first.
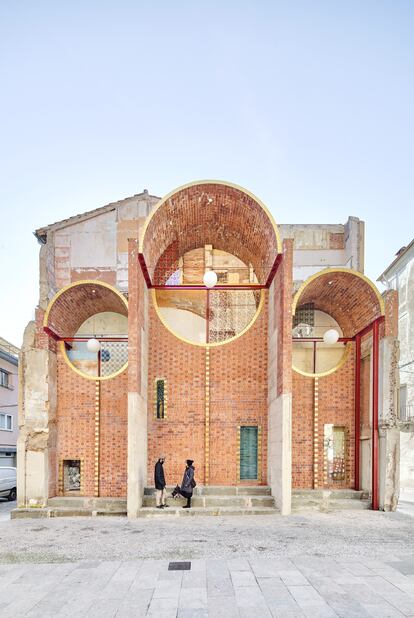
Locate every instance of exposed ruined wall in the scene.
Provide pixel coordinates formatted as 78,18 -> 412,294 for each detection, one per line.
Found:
280,216 -> 364,286
49,192 -> 159,292
17,315 -> 57,507
379,290 -> 400,511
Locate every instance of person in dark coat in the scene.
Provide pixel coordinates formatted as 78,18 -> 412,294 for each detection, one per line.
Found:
172,460 -> 195,509
154,456 -> 168,509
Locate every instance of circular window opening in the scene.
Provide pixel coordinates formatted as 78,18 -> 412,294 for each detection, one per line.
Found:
292,309 -> 350,377
64,311 -> 128,380
153,248 -> 263,346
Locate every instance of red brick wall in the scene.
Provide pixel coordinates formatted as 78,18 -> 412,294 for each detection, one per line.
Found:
99,372 -> 128,496
292,348 -> 355,489
209,296 -> 268,485
55,347 -> 128,497
147,292 -> 269,486
147,301 -> 205,487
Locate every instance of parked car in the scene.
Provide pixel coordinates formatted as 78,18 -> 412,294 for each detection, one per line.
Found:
0,467 -> 17,501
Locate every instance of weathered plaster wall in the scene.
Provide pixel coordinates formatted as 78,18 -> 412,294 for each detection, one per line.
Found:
280,217 -> 364,284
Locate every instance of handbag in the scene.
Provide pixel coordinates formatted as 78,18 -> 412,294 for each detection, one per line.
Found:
191,478 -> 197,488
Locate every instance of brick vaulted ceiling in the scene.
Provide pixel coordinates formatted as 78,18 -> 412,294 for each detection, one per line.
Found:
293,270 -> 385,338
140,181 -> 281,285
44,281 -> 128,339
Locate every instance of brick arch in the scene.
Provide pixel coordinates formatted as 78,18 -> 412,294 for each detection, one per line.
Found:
140,180 -> 281,285
44,280 -> 128,339
292,269 -> 385,338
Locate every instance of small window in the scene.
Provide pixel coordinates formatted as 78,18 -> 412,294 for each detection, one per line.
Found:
156,379 -> 166,419
0,369 -> 10,389
0,413 -> 13,431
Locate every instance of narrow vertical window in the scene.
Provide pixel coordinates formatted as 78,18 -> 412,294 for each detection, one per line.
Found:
324,424 -> 346,483
156,379 -> 165,419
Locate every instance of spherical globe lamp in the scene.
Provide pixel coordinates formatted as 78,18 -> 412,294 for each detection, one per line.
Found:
323,329 -> 339,345
86,338 -> 101,353
203,271 -> 218,288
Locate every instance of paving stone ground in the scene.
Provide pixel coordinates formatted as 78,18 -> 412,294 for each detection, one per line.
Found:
1,555 -> 414,617
1,505 -> 414,616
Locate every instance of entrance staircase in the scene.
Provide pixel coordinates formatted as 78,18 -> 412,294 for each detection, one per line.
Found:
139,485 -> 278,517
292,489 -> 371,512
11,487 -> 277,518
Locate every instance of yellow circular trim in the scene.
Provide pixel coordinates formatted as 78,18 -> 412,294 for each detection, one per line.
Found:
60,341 -> 128,382
44,280 -> 128,382
139,179 -> 282,255
151,288 -> 265,348
292,341 -> 353,378
43,279 -> 128,328
292,267 -> 385,317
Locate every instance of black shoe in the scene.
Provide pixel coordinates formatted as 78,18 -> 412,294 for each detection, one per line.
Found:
182,505 -> 191,509
156,505 -> 164,509
163,504 -> 170,507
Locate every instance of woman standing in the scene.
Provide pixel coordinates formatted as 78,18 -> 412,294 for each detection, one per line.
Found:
172,459 -> 196,509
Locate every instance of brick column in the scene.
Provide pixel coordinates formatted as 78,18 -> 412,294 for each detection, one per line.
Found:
267,239 -> 293,515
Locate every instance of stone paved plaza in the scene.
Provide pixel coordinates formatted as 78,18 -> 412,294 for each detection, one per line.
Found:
1,505 -> 414,616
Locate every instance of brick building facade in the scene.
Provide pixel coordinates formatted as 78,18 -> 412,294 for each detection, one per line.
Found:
16,181 -> 400,516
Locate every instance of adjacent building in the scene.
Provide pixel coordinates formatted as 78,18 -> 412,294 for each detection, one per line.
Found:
15,181 -> 399,516
0,337 -> 19,467
378,240 -> 414,489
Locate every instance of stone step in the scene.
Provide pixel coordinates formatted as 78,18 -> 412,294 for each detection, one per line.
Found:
138,506 -> 278,518
292,489 -> 366,500
47,497 -> 127,510
144,485 -> 271,496
11,507 -> 127,519
291,489 -> 371,512
292,499 -> 371,512
142,494 -> 275,508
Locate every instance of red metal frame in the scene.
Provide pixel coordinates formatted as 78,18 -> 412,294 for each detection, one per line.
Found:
291,315 -> 384,509
63,337 -> 127,342
138,252 -> 153,288
138,250 -> 282,290
152,284 -> 266,290
206,289 -> 210,344
372,318 -> 379,510
354,334 -> 361,491
43,326 -> 60,341
265,253 -> 283,288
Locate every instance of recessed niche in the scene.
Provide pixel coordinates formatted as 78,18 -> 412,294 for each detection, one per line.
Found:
63,459 -> 81,492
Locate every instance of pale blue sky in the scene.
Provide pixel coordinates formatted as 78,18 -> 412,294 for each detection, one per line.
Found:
1,1 -> 413,346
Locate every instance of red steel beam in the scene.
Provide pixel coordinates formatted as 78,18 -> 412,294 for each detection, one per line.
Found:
265,253 -> 283,288
43,326 -> 60,341
206,288 -> 210,344
372,318 -> 380,510
152,284 -> 265,291
354,315 -> 384,341
138,252 -> 153,288
292,337 -> 353,343
63,337 -> 127,342
354,334 -> 361,491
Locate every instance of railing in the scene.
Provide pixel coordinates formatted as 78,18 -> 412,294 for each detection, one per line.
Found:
400,405 -> 414,422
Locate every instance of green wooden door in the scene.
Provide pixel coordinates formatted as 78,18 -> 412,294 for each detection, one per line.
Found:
240,426 -> 258,480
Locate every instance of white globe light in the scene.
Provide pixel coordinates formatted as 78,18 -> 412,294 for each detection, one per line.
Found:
86,338 -> 101,353
203,271 -> 218,288
323,329 -> 339,345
